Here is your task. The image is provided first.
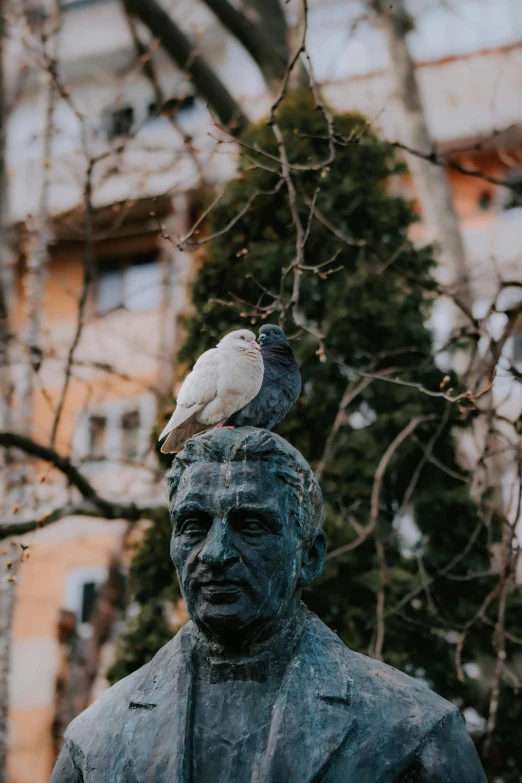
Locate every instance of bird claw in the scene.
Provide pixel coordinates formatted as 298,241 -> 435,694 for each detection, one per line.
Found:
216,422 -> 236,430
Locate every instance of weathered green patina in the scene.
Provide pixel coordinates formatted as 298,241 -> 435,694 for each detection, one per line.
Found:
50,427 -> 486,783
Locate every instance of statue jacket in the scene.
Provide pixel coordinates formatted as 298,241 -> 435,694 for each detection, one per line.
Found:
50,611 -> 486,783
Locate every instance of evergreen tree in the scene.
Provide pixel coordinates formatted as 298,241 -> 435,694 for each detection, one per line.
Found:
110,92 -> 520,780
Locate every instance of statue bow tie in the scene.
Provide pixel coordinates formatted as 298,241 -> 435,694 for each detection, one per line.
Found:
201,652 -> 270,683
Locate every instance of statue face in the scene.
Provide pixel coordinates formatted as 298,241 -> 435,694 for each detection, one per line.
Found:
170,461 -> 316,642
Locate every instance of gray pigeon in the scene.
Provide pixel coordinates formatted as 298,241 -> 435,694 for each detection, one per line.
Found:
226,324 -> 301,430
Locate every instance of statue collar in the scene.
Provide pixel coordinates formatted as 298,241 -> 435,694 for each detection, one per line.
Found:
195,650 -> 271,683
191,604 -> 307,683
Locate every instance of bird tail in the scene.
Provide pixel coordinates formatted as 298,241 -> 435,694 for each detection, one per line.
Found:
160,419 -> 211,453
159,403 -> 199,441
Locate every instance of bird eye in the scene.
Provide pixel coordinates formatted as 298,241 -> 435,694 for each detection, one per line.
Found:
240,336 -> 245,340
270,330 -> 274,335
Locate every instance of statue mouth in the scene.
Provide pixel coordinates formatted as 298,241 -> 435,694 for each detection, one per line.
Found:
198,579 -> 244,602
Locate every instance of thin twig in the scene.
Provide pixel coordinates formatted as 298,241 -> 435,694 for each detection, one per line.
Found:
49,160 -> 95,446
315,377 -> 372,481
0,431 -> 166,534
326,415 -> 436,560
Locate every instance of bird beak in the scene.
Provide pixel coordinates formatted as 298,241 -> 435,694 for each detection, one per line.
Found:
249,340 -> 261,350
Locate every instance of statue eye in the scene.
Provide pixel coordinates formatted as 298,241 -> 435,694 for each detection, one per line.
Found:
234,515 -> 269,536
241,520 -> 266,536
178,517 -> 209,537
229,510 -> 276,537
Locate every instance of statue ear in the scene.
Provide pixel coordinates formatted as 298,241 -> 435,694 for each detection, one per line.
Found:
298,529 -> 327,587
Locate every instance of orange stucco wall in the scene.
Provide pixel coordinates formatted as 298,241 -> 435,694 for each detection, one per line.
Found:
14,231 -> 163,452
8,519 -> 128,783
9,706 -> 55,783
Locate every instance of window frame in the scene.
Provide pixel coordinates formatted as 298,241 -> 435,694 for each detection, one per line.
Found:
103,105 -> 135,141
63,565 -> 108,639
94,249 -> 162,317
500,170 -> 522,212
88,415 -> 107,460
120,409 -> 141,463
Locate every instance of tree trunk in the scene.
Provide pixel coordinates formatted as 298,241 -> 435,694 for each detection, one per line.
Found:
371,0 -> 472,311
0,4 -> 15,778
123,0 -> 249,135
371,2 -> 510,640
18,79 -> 55,435
0,547 -> 15,783
242,0 -> 288,61
156,193 -> 192,399
201,0 -> 287,89
0,0 -> 13,464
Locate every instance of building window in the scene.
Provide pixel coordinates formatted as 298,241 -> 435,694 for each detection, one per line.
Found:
96,258 -> 121,315
104,106 -> 134,140
64,566 -> 108,639
513,330 -> 522,369
502,171 -> 522,212
121,410 -> 140,463
96,251 -> 162,315
88,415 -> 106,459
478,190 -> 492,211
80,581 -> 98,624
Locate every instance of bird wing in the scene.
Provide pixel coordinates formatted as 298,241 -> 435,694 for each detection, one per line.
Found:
226,361 -> 300,429
160,418 -> 210,454
159,349 -> 220,440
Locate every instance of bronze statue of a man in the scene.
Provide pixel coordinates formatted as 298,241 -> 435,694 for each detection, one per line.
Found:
51,427 -> 486,783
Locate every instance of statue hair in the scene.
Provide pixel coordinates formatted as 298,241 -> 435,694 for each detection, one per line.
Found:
165,427 -> 324,538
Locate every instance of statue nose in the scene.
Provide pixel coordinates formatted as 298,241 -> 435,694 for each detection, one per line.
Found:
199,519 -> 238,566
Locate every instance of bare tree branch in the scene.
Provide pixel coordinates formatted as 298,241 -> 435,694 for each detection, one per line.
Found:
391,139 -> 522,194
1,501 -> 120,539
49,160 -> 95,446
0,498 -> 167,540
315,377 -> 372,481
326,415 -> 436,561
0,431 -> 148,523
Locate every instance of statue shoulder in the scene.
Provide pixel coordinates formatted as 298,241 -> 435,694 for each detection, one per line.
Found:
348,647 -> 457,722
65,623 -> 193,748
302,614 -> 485,780
305,612 -> 457,728
339,646 -> 484,781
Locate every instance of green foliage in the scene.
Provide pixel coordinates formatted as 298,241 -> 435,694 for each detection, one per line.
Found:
110,91 -> 521,780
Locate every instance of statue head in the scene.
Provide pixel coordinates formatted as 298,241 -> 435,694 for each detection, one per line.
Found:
166,427 -> 326,648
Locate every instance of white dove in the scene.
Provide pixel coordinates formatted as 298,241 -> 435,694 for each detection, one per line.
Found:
159,329 -> 264,453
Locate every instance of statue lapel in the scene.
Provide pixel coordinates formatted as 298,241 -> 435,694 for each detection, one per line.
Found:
262,618 -> 355,783
123,624 -> 196,783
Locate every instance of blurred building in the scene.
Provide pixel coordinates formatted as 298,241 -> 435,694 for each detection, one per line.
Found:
2,0 -> 522,780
